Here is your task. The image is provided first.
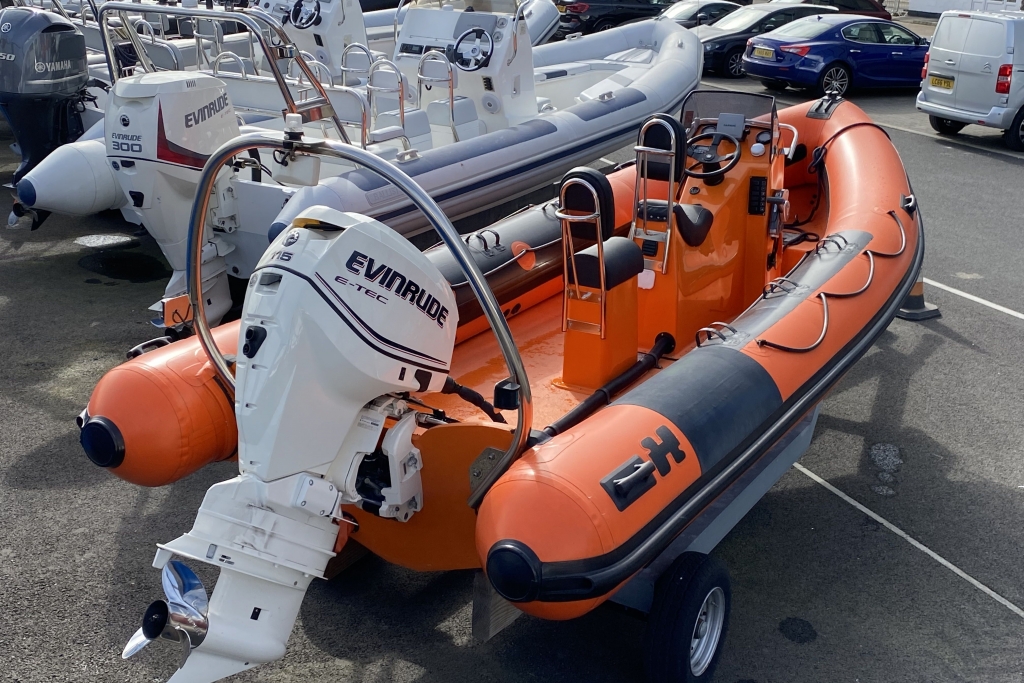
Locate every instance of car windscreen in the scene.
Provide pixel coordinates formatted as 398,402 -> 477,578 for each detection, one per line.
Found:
663,1 -> 699,20
767,15 -> 833,38
708,5 -> 769,32
681,90 -> 777,129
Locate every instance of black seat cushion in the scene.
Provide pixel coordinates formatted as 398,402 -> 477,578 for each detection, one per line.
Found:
675,204 -> 713,247
560,167 -> 616,242
635,199 -> 714,248
568,236 -> 644,290
637,113 -> 687,184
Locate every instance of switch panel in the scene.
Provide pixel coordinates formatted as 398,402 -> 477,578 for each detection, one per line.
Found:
748,176 -> 767,216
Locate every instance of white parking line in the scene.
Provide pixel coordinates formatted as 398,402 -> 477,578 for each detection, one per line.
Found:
924,278 -> 1024,322
879,122 -> 1024,162
794,463 -> 1024,620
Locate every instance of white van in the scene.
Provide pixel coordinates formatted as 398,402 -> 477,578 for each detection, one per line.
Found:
916,10 -> 1024,149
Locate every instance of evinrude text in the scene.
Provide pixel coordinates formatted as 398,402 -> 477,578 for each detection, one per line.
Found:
184,94 -> 230,129
345,250 -> 449,328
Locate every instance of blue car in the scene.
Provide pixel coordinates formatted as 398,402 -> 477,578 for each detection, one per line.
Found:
741,14 -> 929,95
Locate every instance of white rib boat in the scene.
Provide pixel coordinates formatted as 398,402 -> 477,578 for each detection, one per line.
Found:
16,0 -> 700,325
6,0 -> 558,144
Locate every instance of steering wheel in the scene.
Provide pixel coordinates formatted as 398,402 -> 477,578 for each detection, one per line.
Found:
452,27 -> 494,72
289,0 -> 321,28
684,131 -> 741,180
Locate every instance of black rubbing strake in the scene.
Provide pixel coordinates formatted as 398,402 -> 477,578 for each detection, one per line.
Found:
613,345 -> 782,472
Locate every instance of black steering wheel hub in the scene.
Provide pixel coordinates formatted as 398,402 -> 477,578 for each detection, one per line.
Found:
685,131 -> 741,184
289,0 -> 321,28
452,27 -> 494,72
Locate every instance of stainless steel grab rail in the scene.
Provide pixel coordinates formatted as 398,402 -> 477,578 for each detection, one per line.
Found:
210,50 -> 249,79
416,51 -> 458,142
96,2 -> 350,142
340,42 -> 374,85
185,129 -> 533,503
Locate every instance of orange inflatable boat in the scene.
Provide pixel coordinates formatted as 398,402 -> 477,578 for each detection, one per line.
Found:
94,92 -> 923,682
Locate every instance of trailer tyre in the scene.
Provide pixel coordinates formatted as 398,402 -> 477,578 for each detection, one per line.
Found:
644,553 -> 731,683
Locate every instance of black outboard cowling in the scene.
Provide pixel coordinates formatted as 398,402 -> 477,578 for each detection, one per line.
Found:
0,7 -> 88,184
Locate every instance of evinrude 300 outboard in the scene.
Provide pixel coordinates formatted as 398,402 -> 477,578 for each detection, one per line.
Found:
106,71 -> 242,326
0,6 -> 89,226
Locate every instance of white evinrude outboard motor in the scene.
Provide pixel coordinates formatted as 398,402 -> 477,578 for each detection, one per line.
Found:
108,71 -> 241,326
19,70 -> 241,324
122,205 -> 457,682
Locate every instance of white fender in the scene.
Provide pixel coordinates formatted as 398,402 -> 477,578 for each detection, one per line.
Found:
18,138 -> 125,214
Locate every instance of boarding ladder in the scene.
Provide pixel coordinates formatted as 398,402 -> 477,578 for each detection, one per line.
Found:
629,117 -> 679,275
556,177 -> 611,339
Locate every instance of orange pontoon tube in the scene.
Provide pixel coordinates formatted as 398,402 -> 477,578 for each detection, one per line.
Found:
95,91 -> 922,682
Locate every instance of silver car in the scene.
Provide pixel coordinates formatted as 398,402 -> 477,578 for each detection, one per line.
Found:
916,10 -> 1024,150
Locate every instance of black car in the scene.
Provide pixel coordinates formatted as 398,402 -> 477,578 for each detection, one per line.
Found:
555,0 -> 677,37
695,3 -> 836,76
644,0 -> 741,29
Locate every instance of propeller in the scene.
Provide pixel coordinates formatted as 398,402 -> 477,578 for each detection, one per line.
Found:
122,560 -> 210,668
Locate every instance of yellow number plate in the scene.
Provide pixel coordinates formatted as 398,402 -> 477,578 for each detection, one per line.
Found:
930,75 -> 954,89
753,47 -> 774,59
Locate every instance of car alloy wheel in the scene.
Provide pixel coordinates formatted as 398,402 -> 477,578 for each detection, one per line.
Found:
727,51 -> 744,77
821,65 -> 849,95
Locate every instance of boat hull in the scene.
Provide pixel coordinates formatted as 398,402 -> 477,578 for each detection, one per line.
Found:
476,98 -> 925,620
82,98 -> 922,628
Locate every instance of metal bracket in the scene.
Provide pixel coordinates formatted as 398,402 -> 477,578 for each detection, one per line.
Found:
468,447 -> 504,494
900,193 -> 917,217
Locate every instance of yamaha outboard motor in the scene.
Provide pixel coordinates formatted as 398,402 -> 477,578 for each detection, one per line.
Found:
0,7 -> 88,187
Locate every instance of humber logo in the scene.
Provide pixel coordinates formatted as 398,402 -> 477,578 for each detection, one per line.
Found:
34,60 -> 71,73
345,250 -> 449,328
184,93 -> 230,129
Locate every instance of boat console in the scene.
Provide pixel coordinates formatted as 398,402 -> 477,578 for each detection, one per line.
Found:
258,0 -> 371,77
392,0 -> 537,134
625,90 -> 798,355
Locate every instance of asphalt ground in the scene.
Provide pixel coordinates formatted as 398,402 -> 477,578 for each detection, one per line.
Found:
2,76 -> 1024,683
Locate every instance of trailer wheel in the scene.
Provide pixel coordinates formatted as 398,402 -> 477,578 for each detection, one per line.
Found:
644,553 -> 731,683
